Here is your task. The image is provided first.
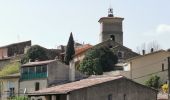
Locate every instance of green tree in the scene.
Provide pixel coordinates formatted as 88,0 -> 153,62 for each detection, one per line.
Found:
21,45 -> 48,64
64,32 -> 75,65
145,75 -> 160,89
79,47 -> 118,75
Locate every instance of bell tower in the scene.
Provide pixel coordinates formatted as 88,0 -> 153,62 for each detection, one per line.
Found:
99,8 -> 124,45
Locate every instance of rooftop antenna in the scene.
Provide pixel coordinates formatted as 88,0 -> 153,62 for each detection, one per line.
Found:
108,0 -> 114,17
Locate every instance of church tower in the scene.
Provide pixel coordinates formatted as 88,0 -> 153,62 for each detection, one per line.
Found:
99,8 -> 124,45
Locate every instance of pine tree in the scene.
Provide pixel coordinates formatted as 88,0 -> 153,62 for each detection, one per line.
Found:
64,32 -> 75,65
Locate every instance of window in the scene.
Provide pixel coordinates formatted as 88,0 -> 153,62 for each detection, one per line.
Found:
9,88 -> 15,97
118,51 -> 124,59
23,67 -> 29,74
162,63 -> 164,71
42,65 -> 47,73
110,35 -> 115,41
36,66 -> 42,73
35,82 -> 40,91
29,67 -> 35,74
108,94 -> 112,100
124,94 -> 126,100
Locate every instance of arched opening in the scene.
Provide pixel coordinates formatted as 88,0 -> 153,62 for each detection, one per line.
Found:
110,35 -> 115,41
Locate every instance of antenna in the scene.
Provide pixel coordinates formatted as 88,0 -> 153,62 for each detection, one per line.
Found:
108,0 -> 114,17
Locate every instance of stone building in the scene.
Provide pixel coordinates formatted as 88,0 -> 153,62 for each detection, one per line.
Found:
0,73 -> 20,100
99,8 -> 124,45
28,76 -> 157,100
19,60 -> 84,99
0,40 -> 31,59
126,50 -> 170,84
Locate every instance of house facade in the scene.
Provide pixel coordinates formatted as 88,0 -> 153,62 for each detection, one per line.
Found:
28,76 -> 157,100
0,73 -> 20,100
126,50 -> 170,84
0,40 -> 31,59
19,60 -> 70,98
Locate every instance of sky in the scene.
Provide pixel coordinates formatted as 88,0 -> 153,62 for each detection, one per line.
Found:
0,0 -> 170,51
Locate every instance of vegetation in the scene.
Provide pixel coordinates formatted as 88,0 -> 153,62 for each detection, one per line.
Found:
11,96 -> 28,100
21,45 -> 48,64
162,83 -> 168,93
64,33 -> 75,65
145,75 -> 160,89
0,61 -> 20,77
79,47 -> 118,75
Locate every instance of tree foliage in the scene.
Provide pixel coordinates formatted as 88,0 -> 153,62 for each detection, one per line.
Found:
79,46 -> 118,75
136,41 -> 161,54
64,33 -> 75,65
145,75 -> 160,89
21,45 -> 48,64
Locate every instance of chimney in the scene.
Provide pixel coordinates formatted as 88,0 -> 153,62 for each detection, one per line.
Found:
151,48 -> 154,53
142,50 -> 145,55
69,60 -> 75,82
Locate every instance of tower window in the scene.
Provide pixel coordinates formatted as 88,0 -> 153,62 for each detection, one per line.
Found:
110,35 -> 115,41
162,63 -> 164,71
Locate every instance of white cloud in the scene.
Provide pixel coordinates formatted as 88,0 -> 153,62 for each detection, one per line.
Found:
156,24 -> 170,33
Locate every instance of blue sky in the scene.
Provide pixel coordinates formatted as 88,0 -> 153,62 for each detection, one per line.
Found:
0,0 -> 170,51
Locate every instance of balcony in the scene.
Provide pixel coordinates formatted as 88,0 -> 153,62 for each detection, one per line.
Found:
21,72 -> 47,80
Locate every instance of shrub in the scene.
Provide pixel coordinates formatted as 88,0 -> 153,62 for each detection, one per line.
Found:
145,75 -> 160,89
162,83 -> 168,93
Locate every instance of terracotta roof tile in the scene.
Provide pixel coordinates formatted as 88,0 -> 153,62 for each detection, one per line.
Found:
75,44 -> 92,56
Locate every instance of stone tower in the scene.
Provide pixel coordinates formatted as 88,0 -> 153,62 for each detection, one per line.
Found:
99,8 -> 124,45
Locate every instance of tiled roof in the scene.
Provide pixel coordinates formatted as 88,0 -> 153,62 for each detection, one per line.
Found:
21,60 -> 56,67
126,50 -> 166,61
0,73 -> 20,79
0,40 -> 31,48
75,44 -> 92,56
29,76 -> 124,95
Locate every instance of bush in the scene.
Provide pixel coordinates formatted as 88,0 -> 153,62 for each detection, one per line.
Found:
79,47 -> 118,75
11,96 -> 28,100
162,83 -> 168,93
21,45 -> 48,64
145,75 -> 160,89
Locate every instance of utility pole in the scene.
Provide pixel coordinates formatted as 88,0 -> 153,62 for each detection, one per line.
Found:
168,57 -> 170,100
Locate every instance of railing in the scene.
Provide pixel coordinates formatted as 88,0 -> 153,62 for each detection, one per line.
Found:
21,72 -> 47,80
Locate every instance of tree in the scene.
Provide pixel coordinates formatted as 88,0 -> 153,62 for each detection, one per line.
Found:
136,41 -> 161,54
79,47 -> 118,75
21,45 -> 48,64
145,75 -> 160,89
64,32 -> 75,65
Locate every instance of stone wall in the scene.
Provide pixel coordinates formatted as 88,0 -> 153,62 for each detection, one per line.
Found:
69,78 -> 157,100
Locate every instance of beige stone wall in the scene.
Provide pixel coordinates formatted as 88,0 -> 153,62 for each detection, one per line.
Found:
99,17 -> 124,44
48,61 -> 69,85
69,78 -> 157,100
19,79 -> 47,96
0,78 -> 19,100
128,51 -> 170,84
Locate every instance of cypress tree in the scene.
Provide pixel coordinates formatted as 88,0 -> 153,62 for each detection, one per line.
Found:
64,32 -> 75,65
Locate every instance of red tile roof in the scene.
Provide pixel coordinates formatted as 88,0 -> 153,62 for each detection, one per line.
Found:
75,44 -> 92,56
29,76 -> 124,95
